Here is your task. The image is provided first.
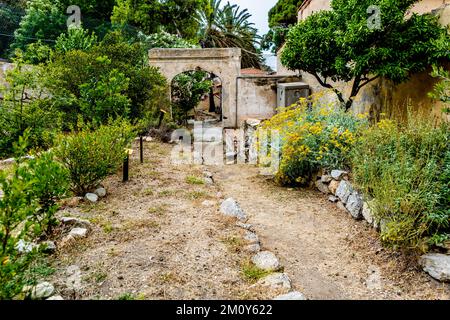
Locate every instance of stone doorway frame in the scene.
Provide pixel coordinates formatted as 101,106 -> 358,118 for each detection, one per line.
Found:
148,48 -> 242,128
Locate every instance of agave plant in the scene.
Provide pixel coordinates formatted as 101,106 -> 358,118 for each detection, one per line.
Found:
197,0 -> 263,68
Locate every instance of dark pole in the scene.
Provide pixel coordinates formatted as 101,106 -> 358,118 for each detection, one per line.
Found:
140,136 -> 144,164
123,154 -> 129,182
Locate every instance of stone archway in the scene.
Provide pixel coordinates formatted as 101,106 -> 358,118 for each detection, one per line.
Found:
148,48 -> 241,128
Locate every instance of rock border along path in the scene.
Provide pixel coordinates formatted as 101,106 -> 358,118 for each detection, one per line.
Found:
214,164 -> 450,300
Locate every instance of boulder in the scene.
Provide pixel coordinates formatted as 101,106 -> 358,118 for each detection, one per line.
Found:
345,192 -> 363,220
336,181 -> 353,204
331,170 -> 349,180
328,180 -> 340,195
244,231 -> 259,244
31,282 -> 55,300
257,273 -> 291,291
252,251 -> 281,271
94,187 -> 107,198
85,193 -> 98,203
220,198 -> 247,221
315,180 -> 330,194
273,291 -> 307,300
419,254 -> 450,282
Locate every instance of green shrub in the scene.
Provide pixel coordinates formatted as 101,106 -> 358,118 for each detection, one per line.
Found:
55,118 -> 136,195
352,114 -> 450,250
259,94 -> 368,185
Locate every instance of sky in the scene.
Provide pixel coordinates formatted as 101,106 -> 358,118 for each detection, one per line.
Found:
226,0 -> 279,69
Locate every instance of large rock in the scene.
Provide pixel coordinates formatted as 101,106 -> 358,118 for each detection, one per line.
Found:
336,181 -> 353,204
94,187 -> 106,198
420,254 -> 450,282
85,193 -> 98,203
31,282 -> 55,300
321,175 -> 333,183
220,198 -> 247,221
345,192 -> 363,220
252,251 -> 281,271
244,243 -> 261,253
328,180 -> 340,195
273,291 -> 307,300
362,201 -> 375,225
331,170 -> 348,180
257,273 -> 291,291
315,180 -> 330,194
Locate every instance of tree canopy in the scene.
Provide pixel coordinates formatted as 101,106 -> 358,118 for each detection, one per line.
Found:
281,0 -> 450,110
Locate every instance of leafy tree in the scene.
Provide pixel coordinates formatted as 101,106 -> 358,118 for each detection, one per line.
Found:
137,31 -> 198,51
268,0 -> 303,28
281,0 -> 450,111
262,0 -> 303,53
171,71 -> 212,123
0,3 -> 25,58
197,0 -> 263,68
111,0 -> 208,39
55,26 -> 98,54
429,65 -> 450,113
10,0 -> 66,53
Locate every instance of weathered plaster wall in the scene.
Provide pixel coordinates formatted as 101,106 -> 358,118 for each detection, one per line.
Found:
289,2 -> 450,122
236,76 -> 301,126
149,48 -> 241,128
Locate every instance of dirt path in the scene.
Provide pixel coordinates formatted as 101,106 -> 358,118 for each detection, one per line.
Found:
215,164 -> 450,300
50,141 -> 262,300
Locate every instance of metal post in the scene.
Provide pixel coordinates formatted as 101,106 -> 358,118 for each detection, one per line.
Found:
123,155 -> 129,182
140,136 -> 144,164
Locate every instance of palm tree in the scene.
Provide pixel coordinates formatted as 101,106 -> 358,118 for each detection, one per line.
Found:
197,0 -> 263,69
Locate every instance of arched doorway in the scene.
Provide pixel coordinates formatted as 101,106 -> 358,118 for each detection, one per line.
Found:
148,48 -> 241,128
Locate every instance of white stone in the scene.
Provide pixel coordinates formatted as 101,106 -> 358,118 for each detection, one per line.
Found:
420,254 -> 450,282
69,227 -> 88,238
345,192 -> 363,220
94,187 -> 106,198
257,273 -> 291,291
85,193 -> 98,203
16,239 -> 36,253
252,251 -> 281,271
244,231 -> 259,244
204,177 -> 214,185
145,136 -> 153,142
336,181 -> 353,204
244,243 -> 261,253
47,295 -> 64,300
331,170 -> 349,180
273,291 -> 307,300
362,201 -> 375,225
246,119 -> 261,128
220,198 -> 247,221
31,282 -> 55,300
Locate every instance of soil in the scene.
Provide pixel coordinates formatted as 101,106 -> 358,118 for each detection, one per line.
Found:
48,140 -> 450,300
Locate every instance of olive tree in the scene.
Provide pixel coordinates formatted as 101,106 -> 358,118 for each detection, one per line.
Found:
281,0 -> 450,111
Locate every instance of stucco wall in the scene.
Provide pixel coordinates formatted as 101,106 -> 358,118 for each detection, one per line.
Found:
289,1 -> 450,122
236,76 -> 301,126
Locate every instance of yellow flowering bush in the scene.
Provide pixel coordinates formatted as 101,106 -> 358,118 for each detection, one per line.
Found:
259,94 -> 368,185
